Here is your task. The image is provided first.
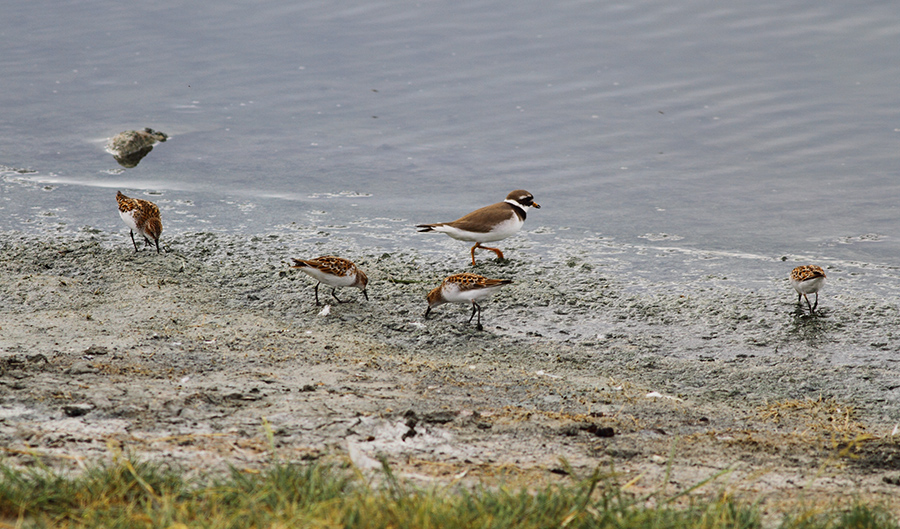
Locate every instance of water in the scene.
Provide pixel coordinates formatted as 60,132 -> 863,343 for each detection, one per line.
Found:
2,1 -> 900,290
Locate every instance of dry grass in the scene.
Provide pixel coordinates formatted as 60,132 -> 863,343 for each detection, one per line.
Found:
758,398 -> 867,438
755,397 -> 877,457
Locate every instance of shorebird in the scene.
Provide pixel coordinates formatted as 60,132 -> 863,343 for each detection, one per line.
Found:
790,265 -> 826,313
107,128 -> 168,168
417,189 -> 540,265
116,191 -> 162,253
425,273 -> 512,331
291,256 -> 368,306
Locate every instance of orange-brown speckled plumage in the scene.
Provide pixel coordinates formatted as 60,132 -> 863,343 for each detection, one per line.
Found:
790,265 -> 826,283
292,256 -> 359,278
425,273 -> 512,330
116,191 -> 162,253
790,265 -> 826,313
432,273 -> 511,295
291,256 -> 368,305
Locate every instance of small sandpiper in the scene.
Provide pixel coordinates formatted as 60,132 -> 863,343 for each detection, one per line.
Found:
417,190 -> 540,265
116,191 -> 163,253
291,256 -> 368,306
790,265 -> 826,313
425,273 -> 513,331
107,128 -> 168,168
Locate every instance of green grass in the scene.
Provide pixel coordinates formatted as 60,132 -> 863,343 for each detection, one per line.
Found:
0,456 -> 896,529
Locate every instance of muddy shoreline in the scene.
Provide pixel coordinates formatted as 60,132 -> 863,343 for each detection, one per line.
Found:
1,230 -> 899,511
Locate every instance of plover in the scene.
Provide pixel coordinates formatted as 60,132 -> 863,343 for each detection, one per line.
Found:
417,189 -> 540,265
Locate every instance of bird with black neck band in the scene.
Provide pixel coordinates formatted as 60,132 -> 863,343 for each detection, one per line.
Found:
417,189 -> 540,265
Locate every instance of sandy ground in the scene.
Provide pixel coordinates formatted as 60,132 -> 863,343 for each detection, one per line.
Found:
1,230 -> 899,514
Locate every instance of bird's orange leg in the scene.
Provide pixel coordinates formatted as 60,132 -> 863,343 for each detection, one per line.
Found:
470,243 -> 505,265
482,245 -> 504,260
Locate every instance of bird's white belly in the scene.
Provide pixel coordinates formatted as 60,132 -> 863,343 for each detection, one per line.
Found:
440,216 -> 523,243
119,209 -> 139,232
442,284 -> 503,304
792,277 -> 824,295
301,267 -> 356,287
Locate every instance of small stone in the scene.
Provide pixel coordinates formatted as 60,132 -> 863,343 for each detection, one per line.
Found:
422,410 -> 458,424
557,425 -> 582,437
585,425 -> 615,438
401,426 -> 417,441
63,404 -> 93,417
83,345 -> 109,356
65,362 -> 99,375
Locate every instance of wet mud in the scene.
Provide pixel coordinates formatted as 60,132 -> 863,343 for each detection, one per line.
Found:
1,229 -> 899,510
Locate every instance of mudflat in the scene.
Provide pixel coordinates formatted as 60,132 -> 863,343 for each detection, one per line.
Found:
1,230 -> 899,512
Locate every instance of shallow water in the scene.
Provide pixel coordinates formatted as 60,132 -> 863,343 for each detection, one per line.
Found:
3,0 -> 900,367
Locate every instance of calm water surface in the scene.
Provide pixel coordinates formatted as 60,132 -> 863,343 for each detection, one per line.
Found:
2,0 -> 900,280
